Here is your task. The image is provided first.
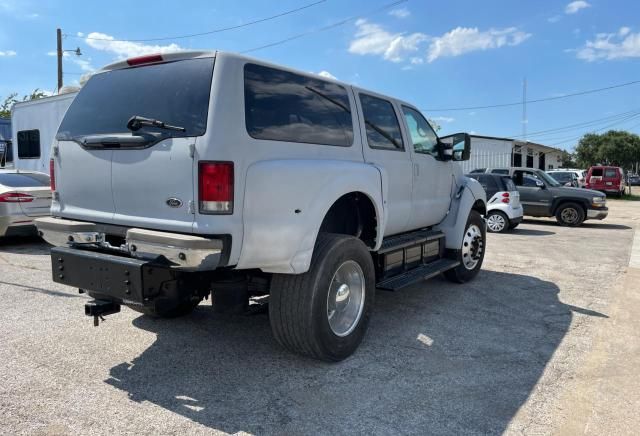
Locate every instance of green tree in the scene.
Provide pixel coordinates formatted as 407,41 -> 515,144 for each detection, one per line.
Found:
560,149 -> 576,167
575,130 -> 640,170
0,89 -> 47,118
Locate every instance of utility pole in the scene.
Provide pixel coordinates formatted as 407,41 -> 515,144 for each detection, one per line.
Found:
56,28 -> 63,92
522,77 -> 527,143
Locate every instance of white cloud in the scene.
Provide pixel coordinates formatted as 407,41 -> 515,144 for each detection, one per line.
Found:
427,27 -> 531,62
71,57 -> 94,72
84,32 -> 184,58
0,50 -> 16,57
565,1 -> 591,14
431,116 -> 455,123
317,70 -> 337,80
574,27 -> 640,61
548,15 -> 562,23
348,19 -> 426,63
389,7 -> 410,19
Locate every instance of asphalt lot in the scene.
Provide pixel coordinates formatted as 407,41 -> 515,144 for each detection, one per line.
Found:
1,197 -> 639,435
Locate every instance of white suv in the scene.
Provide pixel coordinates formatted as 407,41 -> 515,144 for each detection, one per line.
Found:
36,51 -> 486,361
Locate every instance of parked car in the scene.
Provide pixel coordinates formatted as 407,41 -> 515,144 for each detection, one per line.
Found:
466,173 -> 523,232
586,166 -> 626,197
0,170 -> 51,238
472,167 -> 607,226
551,169 -> 587,187
546,170 -> 578,187
35,50 -> 487,361
628,174 -> 640,186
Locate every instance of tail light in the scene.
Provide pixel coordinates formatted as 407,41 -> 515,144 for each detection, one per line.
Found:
501,192 -> 510,204
126,54 -> 163,66
0,192 -> 35,203
50,159 -> 56,191
199,161 -> 234,214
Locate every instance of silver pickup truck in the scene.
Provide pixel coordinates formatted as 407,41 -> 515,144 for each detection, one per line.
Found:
36,51 -> 486,361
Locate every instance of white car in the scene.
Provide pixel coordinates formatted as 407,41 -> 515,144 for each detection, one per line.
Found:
548,169 -> 586,188
466,173 -> 523,232
36,51 -> 487,361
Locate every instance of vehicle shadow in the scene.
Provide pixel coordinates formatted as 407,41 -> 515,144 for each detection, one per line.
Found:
0,235 -> 50,255
522,219 -> 632,230
105,269 -> 594,434
509,228 -> 556,236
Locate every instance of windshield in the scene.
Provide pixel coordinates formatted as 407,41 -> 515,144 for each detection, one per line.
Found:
537,170 -> 561,187
57,57 -> 214,141
549,172 -> 571,182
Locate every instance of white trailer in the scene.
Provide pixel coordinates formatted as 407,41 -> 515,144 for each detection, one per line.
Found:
11,91 -> 77,174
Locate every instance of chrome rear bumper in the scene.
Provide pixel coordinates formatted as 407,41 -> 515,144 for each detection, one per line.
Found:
35,217 -> 222,270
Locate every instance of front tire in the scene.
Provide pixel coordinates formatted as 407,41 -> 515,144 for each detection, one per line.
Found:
486,210 -> 509,233
555,202 -> 585,227
444,210 -> 486,283
269,233 -> 375,361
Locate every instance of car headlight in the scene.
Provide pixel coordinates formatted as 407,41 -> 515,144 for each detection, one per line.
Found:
592,196 -> 606,205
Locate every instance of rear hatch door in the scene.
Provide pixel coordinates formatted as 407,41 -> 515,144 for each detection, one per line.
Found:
55,55 -> 214,232
603,167 -> 620,189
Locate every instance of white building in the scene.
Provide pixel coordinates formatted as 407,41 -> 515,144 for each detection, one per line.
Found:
458,135 -> 564,173
10,91 -> 77,174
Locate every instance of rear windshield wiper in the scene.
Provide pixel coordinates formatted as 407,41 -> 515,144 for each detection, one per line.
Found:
126,115 -> 186,133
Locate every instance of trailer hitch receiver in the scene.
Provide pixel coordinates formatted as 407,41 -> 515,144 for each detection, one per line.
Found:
85,299 -> 121,326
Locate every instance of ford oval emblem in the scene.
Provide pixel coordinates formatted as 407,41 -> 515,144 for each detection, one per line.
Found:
166,197 -> 183,208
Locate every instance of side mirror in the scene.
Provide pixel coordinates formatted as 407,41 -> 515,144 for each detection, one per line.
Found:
536,180 -> 545,189
439,132 -> 471,161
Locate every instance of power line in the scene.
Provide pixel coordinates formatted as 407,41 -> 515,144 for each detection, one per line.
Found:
422,79 -> 640,112
508,109 -> 640,139
69,0 -> 328,42
548,112 -> 640,146
241,0 -> 408,54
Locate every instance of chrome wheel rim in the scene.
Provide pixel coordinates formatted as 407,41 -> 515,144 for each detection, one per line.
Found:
561,207 -> 578,224
327,260 -> 365,337
461,224 -> 484,270
486,213 -> 506,232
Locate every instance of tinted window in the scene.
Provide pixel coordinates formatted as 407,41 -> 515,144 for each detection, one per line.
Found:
17,130 -> 40,159
0,172 -> 49,187
502,177 -> 517,192
591,168 -> 603,177
470,168 -> 486,174
604,168 -> 617,178
549,172 -> 571,182
402,106 -> 437,156
360,94 -> 403,150
244,64 -> 353,147
479,175 -> 498,190
58,58 -> 214,141
490,169 -> 509,175
523,175 -> 540,187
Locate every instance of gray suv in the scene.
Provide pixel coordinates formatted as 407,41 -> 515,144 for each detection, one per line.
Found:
472,168 -> 608,226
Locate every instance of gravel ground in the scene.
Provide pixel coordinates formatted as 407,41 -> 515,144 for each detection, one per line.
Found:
0,198 -> 638,435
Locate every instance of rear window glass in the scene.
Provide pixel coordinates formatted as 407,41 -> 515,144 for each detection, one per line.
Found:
57,58 -> 214,141
591,168 -> 603,177
244,63 -> 353,147
479,175 -> 498,190
0,172 -> 49,187
490,169 -> 509,175
17,130 -> 40,159
604,169 -> 618,178
502,177 -> 517,191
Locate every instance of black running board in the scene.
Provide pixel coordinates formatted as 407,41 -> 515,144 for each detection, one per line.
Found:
376,258 -> 459,291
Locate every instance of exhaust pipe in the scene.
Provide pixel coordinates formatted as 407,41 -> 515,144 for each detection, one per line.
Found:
85,299 -> 121,326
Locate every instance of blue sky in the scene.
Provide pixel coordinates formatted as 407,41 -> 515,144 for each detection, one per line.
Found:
0,0 -> 638,150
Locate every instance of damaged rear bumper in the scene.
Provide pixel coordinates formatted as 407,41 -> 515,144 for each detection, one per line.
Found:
35,216 -> 223,270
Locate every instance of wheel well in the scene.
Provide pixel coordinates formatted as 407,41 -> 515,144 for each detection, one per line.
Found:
552,199 -> 588,215
319,192 -> 377,248
472,199 -> 486,216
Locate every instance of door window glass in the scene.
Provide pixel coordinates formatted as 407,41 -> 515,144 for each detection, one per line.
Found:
401,106 -> 437,156
359,94 -> 404,150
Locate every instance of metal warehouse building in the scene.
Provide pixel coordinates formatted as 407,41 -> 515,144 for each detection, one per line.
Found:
458,135 -> 564,173
0,117 -> 11,167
